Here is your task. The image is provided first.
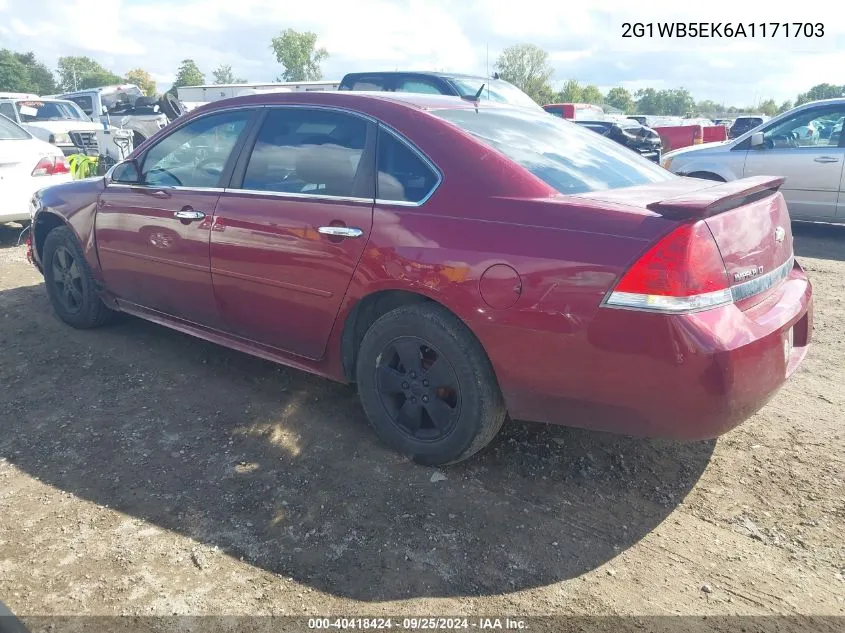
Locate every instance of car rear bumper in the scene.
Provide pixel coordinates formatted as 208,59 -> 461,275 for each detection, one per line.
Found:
496,261 -> 813,440
0,175 -> 73,223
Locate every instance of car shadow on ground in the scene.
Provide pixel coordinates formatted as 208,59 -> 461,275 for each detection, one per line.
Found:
0,224 -> 29,251
0,283 -> 716,601
793,221 -> 845,262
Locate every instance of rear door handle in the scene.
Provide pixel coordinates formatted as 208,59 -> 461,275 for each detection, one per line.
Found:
174,209 -> 206,220
318,226 -> 363,238
814,156 -> 840,163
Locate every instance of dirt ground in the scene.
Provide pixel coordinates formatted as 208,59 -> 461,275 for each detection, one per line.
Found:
0,221 -> 843,630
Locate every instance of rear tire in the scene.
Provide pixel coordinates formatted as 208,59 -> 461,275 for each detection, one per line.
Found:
356,303 -> 506,466
42,226 -> 115,329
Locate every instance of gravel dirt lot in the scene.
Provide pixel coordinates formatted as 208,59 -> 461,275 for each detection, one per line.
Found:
0,221 -> 843,631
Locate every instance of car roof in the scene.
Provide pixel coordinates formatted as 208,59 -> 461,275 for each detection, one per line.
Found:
341,70 -> 493,82
202,89 -> 523,114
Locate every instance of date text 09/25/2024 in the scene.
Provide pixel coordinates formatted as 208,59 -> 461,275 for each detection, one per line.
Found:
308,618 -> 528,630
622,22 -> 824,38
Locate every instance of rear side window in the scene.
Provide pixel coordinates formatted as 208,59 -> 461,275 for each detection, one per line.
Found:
241,108 -> 372,199
376,127 -> 439,204
67,96 -> 94,117
0,112 -> 29,140
432,107 -> 674,195
0,102 -> 16,122
342,76 -> 387,91
395,78 -> 444,95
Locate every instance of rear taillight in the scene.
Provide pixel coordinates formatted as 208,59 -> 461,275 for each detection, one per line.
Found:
32,156 -> 70,177
604,221 -> 732,313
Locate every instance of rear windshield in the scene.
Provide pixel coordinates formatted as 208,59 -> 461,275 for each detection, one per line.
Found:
0,113 -> 30,140
431,107 -> 674,194
449,78 -> 543,112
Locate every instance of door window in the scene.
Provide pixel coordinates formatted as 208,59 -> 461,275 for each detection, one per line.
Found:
240,108 -> 372,198
376,127 -> 440,204
395,78 -> 445,95
67,96 -> 95,117
762,107 -> 845,149
140,109 -> 253,188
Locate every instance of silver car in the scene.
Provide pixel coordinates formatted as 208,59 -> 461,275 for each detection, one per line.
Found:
662,98 -> 845,222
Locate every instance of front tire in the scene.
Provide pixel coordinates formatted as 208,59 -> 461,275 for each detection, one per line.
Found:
356,303 -> 506,466
42,226 -> 114,329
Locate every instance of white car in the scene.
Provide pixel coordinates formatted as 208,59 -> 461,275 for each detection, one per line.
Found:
0,97 -> 132,161
0,114 -> 72,224
662,98 -> 845,222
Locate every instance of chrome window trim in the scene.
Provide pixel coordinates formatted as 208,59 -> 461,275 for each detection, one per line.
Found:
375,123 -> 443,208
105,183 -> 225,193
730,254 -> 794,303
220,188 -> 373,204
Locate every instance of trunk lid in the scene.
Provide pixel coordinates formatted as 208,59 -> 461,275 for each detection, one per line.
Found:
577,176 -> 794,309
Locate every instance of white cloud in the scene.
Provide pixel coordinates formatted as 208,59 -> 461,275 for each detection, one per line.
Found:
1,0 -> 844,105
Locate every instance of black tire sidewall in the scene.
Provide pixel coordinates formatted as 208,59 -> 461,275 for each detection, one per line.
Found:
356,305 -> 501,465
42,227 -> 106,329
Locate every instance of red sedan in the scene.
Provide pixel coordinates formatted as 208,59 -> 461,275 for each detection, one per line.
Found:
27,91 -> 813,465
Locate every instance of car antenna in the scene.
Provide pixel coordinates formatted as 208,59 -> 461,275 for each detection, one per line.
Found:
461,83 -> 486,103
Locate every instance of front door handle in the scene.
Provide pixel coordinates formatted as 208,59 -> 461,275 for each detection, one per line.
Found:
318,226 -> 363,238
814,156 -> 840,163
174,209 -> 206,220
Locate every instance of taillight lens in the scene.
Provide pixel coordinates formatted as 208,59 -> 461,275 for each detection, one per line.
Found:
604,221 -> 732,313
32,156 -> 70,177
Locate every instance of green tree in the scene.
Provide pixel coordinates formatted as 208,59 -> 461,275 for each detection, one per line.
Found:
56,56 -> 122,92
0,50 -> 33,92
757,98 -> 778,117
696,100 -> 725,116
494,43 -> 554,104
604,86 -> 633,112
557,79 -> 582,103
777,100 -> 793,114
795,83 -> 844,106
580,84 -> 604,105
14,52 -> 56,94
168,59 -> 205,96
125,68 -> 157,96
212,64 -> 247,85
634,88 -> 663,114
662,88 -> 695,116
270,29 -> 328,82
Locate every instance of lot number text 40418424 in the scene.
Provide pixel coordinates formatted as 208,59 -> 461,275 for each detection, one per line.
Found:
622,22 -> 824,38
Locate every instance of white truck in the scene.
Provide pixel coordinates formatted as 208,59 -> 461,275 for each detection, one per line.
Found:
56,84 -> 175,148
0,96 -> 132,162
176,80 -> 339,106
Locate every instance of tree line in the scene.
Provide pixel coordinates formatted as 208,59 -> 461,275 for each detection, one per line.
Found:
494,43 -> 844,117
3,36 -> 842,117
0,29 -> 327,99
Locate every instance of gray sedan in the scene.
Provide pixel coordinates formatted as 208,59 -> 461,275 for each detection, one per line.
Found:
662,98 -> 845,222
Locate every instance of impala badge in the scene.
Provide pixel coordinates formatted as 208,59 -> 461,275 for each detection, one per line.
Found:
775,226 -> 785,244
734,266 -> 764,282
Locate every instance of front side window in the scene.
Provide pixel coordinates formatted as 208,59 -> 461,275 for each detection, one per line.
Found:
761,107 -> 845,149
376,127 -> 439,203
432,107 -> 675,195
240,108 -> 371,198
140,109 -> 252,188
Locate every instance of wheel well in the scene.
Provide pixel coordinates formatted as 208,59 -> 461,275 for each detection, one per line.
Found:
340,290 -> 435,382
33,213 -> 66,262
685,171 -> 726,182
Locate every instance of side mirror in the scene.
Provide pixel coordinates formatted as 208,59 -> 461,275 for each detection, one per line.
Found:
750,132 -> 765,147
101,105 -> 109,115
107,159 -> 141,185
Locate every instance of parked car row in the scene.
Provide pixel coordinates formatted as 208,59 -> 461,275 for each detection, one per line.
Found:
23,86 -> 813,466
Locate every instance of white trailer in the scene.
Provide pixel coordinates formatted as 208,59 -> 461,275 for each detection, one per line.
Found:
176,81 -> 339,104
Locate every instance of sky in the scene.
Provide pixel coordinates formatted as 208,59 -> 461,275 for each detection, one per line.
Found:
1,0 -> 844,106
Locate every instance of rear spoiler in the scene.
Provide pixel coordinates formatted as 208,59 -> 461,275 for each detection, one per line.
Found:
647,176 -> 785,220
